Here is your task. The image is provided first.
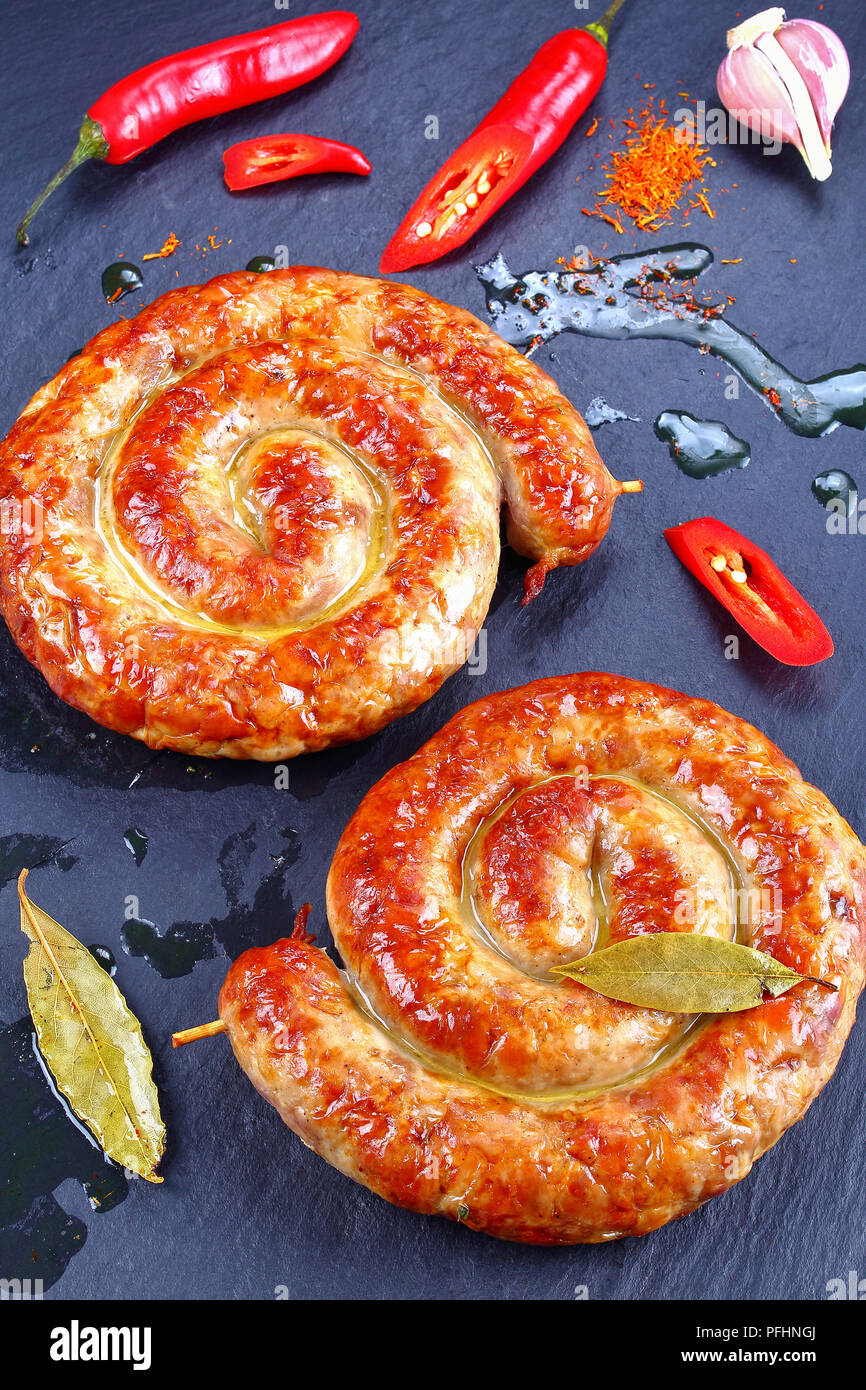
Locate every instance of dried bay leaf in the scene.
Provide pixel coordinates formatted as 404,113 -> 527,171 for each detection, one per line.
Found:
18,869 -> 165,1181
552,931 -> 835,1013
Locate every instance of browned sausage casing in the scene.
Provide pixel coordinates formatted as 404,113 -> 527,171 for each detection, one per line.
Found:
0,269 -> 628,759
219,674 -> 866,1243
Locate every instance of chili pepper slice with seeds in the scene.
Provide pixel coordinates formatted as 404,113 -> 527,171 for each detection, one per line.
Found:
16,12 -> 359,244
379,0 -> 628,273
665,517 -> 833,666
223,134 -> 370,190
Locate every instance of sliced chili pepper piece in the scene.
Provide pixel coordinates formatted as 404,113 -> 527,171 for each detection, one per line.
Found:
665,517 -> 833,666
380,125 -> 534,272
223,134 -> 370,190
379,0 -> 629,274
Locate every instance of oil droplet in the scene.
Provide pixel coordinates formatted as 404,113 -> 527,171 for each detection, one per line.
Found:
654,411 -> 750,478
584,397 -> 639,428
811,469 -> 858,512
123,827 -> 149,866
121,917 -> 216,978
0,1017 -> 128,1291
477,247 -> 866,438
88,943 -> 117,976
101,261 -> 143,303
246,255 -> 277,273
0,832 -> 76,889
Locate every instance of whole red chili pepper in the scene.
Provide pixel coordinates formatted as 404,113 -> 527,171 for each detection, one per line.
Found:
665,517 -> 834,666
223,133 -> 370,190
16,12 -> 359,245
379,0 -> 628,273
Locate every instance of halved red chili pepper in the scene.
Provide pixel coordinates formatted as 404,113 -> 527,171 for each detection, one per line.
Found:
223,134 -> 370,190
17,12 -> 359,244
665,517 -> 833,666
379,0 -> 628,273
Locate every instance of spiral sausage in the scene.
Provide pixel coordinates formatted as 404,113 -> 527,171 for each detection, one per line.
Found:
219,673 -> 866,1243
0,268 -> 629,759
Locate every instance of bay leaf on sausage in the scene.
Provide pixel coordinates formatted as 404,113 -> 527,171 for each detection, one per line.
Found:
552,932 -> 835,1013
18,869 -> 165,1181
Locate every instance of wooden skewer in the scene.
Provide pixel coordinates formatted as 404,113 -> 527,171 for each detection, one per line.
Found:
620,479 -> 643,493
172,1019 -> 227,1048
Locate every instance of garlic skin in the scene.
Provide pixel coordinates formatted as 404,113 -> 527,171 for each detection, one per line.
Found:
717,7 -> 850,181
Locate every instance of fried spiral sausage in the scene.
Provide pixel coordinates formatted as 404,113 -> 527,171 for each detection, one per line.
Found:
219,674 -> 866,1243
0,268 -> 631,759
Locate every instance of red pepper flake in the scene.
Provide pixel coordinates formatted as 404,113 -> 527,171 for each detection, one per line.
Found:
767,388 -> 782,407
585,118 -> 599,138
207,234 -> 223,250
142,232 -> 180,261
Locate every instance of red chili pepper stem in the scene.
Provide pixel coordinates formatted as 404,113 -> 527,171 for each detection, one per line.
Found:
585,0 -> 630,50
16,117 -> 109,246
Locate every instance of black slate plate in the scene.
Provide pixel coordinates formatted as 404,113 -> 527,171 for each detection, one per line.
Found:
1,0 -> 863,1300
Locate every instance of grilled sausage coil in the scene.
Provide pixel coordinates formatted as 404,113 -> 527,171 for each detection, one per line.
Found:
220,674 -> 866,1243
0,268 -> 627,758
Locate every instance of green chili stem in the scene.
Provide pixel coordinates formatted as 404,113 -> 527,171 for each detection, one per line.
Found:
16,116 -> 109,246
586,0 -> 630,49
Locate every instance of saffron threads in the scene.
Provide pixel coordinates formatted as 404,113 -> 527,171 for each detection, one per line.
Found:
581,98 -> 719,234
142,232 -> 180,260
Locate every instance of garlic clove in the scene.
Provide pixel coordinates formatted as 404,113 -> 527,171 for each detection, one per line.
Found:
755,29 -> 833,179
717,44 -> 804,150
716,7 -> 849,181
774,19 -> 850,154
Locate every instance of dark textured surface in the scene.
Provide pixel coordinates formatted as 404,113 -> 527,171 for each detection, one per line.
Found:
0,0 -> 863,1300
